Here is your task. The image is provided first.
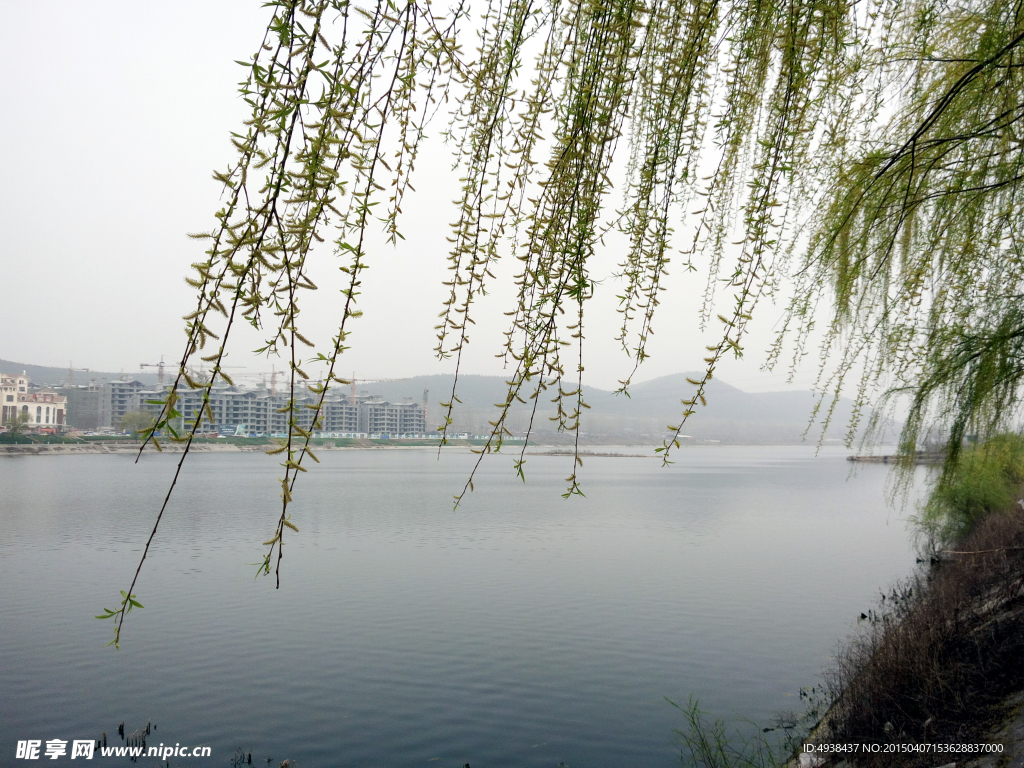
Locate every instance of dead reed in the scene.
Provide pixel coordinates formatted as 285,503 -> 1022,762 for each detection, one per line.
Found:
814,507 -> 1024,767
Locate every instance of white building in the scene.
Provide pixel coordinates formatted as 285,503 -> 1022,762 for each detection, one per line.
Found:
1,372 -> 68,430
0,372 -> 27,425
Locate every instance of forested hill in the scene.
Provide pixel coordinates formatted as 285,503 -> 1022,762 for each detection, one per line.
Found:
0,359 -> 160,386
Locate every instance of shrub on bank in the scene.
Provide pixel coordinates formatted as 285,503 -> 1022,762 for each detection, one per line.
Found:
815,507 -> 1024,767
918,432 -> 1024,545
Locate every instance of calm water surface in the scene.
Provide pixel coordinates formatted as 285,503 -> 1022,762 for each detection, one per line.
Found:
0,446 -> 924,767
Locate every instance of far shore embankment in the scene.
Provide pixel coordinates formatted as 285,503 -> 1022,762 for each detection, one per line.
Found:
0,438 -> 823,457
0,440 -> 671,457
0,439 -> 462,456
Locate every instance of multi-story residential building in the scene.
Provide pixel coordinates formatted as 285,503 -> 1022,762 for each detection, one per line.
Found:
135,383 -> 426,436
165,385 -> 288,434
319,394 -> 360,433
362,397 -> 425,434
106,379 -> 148,429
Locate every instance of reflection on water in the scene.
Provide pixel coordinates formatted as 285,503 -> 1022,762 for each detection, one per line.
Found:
0,446 -> 924,766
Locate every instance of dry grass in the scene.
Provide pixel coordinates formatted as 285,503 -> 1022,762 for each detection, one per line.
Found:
814,507 -> 1024,767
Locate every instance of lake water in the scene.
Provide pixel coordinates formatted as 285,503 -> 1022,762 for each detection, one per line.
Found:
0,446 -> 924,767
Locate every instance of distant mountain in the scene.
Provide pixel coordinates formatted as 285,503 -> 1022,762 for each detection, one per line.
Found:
0,359 -> 160,387
360,372 -> 888,444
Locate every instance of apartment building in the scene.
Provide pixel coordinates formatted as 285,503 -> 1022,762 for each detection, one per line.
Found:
107,379 -> 148,428
135,384 -> 426,436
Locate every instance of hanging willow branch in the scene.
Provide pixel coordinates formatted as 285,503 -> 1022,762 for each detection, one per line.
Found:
102,0 -> 1024,645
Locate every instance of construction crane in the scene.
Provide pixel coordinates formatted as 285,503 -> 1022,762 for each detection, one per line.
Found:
235,370 -> 408,401
66,362 -> 89,385
140,356 -> 167,387
349,373 -> 410,403
168,364 -> 253,390
141,365 -> 417,405
220,365 -> 287,395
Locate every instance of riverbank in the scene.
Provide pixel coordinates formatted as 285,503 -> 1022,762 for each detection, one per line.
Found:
797,503 -> 1024,767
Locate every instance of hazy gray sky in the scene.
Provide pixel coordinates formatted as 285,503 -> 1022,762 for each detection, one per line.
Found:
1,2 -> 826,393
